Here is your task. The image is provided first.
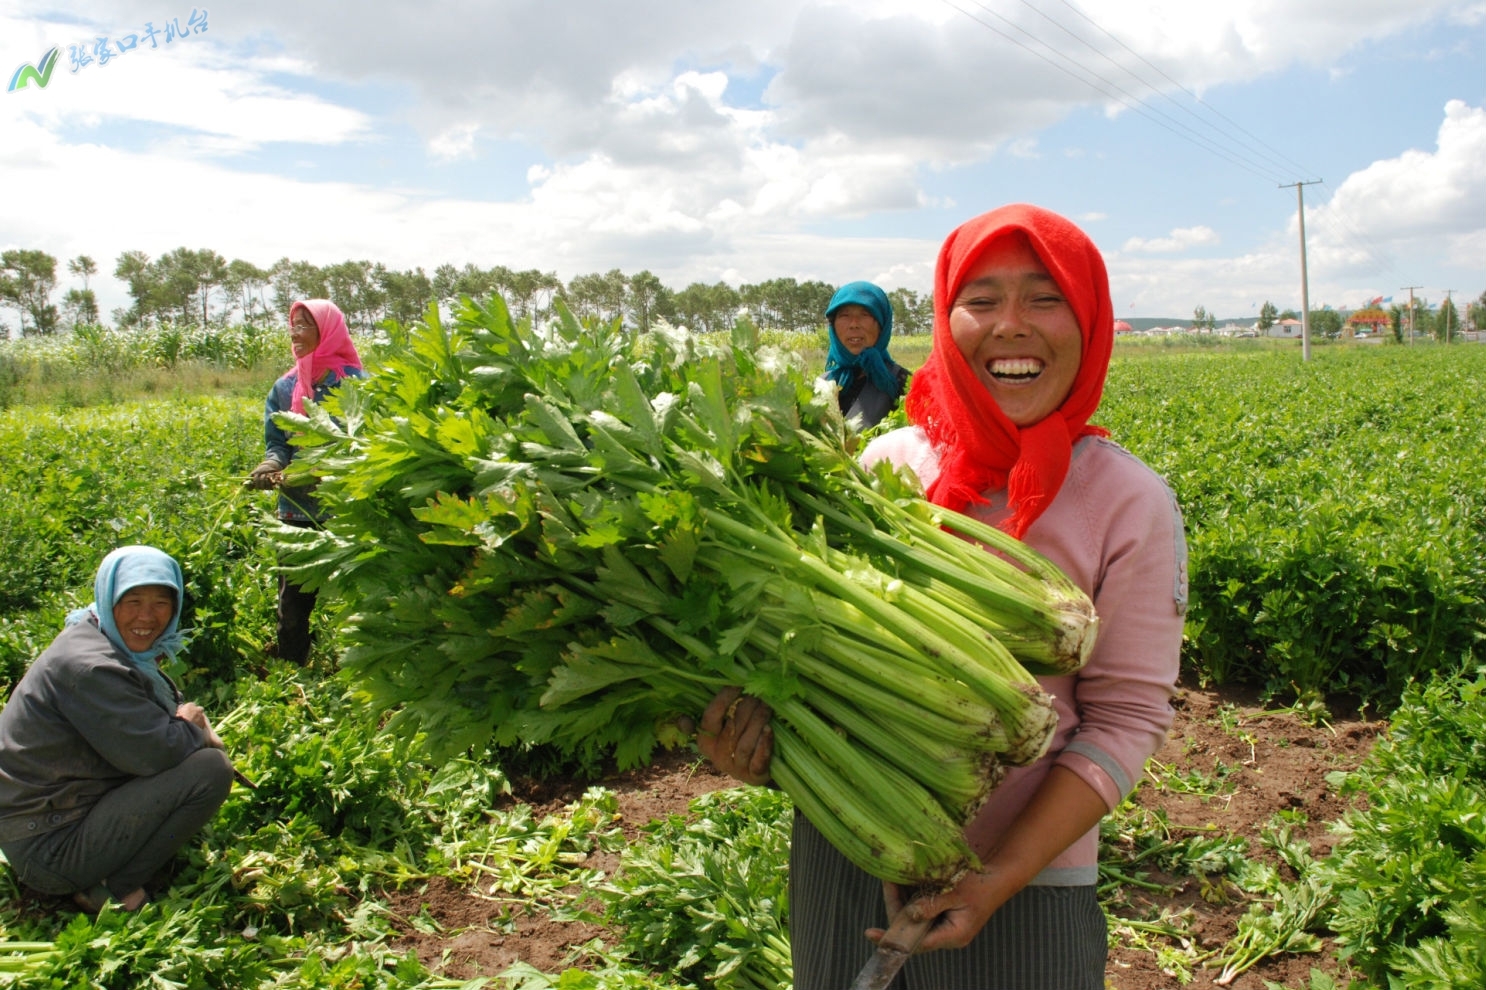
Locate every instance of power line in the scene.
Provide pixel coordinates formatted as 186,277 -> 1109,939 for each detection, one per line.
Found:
1044,0 -> 1317,180
945,0 -> 1295,182
937,0 -> 1399,284
940,0 -> 1295,184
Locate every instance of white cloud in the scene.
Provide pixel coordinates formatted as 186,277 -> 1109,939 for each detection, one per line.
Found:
1308,100 -> 1486,251
1,0 -> 1480,326
427,122 -> 479,162
1121,225 -> 1221,253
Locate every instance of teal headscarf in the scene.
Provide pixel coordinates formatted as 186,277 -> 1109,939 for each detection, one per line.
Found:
65,545 -> 187,711
824,281 -> 902,397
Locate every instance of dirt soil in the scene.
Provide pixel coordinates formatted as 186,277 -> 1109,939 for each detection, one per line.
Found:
385,672 -> 1383,988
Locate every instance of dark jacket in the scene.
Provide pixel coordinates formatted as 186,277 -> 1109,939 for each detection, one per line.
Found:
838,364 -> 911,429
0,622 -> 208,842
263,366 -> 365,523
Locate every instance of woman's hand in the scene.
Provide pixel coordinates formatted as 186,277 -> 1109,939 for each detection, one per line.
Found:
869,874 -> 1002,954
691,686 -> 773,786
176,702 -> 225,749
246,459 -> 284,490
867,766 -> 1112,954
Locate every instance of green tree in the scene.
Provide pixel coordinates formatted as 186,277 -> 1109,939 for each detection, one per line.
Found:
113,250 -> 155,327
322,259 -> 384,332
1434,296 -> 1460,343
499,269 -> 562,326
61,288 -> 99,328
1257,300 -> 1278,331
564,271 -> 609,323
597,269 -> 629,324
223,259 -> 270,322
888,288 -> 932,336
673,281 -> 740,335
1308,308 -> 1344,339
268,258 -> 328,317
68,254 -> 97,290
377,266 -> 433,326
625,270 -> 672,333
64,253 -> 100,327
119,247 -> 227,325
433,263 -> 498,308
1388,303 -> 1405,343
0,249 -> 60,336
1192,305 -> 1216,332
740,277 -> 836,333
1468,291 -> 1486,334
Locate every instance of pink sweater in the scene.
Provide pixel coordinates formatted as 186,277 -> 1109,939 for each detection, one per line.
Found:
861,428 -> 1188,885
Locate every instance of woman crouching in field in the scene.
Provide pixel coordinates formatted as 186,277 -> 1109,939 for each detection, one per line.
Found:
0,545 -> 234,913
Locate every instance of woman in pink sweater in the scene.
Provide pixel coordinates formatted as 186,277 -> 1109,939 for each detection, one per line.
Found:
701,203 -> 1187,988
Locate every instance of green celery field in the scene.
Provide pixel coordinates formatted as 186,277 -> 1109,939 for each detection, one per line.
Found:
1102,345 -> 1486,705
0,334 -> 1482,988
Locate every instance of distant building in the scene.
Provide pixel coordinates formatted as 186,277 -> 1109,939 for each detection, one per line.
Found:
1268,318 -> 1303,338
1346,307 -> 1391,336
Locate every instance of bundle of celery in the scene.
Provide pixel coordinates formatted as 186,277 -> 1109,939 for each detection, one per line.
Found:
278,297 -> 1096,888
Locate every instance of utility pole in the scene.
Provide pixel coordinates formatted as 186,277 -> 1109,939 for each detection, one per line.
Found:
1444,289 -> 1455,344
1281,180 -> 1322,362
1402,286 -> 1422,344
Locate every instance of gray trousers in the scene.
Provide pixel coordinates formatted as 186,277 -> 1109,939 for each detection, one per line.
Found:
789,811 -> 1107,990
1,748 -> 234,899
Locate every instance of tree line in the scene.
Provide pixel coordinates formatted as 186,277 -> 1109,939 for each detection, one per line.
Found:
0,248 -> 936,340
7,247 -> 1479,343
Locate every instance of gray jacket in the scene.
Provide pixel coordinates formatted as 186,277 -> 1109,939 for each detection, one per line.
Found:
0,622 -> 209,842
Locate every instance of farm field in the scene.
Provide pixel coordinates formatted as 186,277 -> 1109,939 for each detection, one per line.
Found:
0,327 -> 1482,989
375,673 -> 1385,990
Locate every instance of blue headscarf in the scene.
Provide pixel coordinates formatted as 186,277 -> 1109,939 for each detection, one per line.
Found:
823,281 -> 902,397
65,545 -> 187,711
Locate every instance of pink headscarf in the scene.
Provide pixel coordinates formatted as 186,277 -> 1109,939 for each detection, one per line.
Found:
288,300 -> 362,415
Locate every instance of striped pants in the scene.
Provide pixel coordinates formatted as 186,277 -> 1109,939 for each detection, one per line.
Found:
789,812 -> 1107,990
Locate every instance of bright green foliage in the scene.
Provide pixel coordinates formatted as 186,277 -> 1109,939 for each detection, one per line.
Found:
278,298 -> 1094,886
1314,670 -> 1486,988
0,669 -> 646,988
596,787 -> 793,990
0,398 -> 273,687
1102,347 -> 1486,705
1216,874 -> 1328,984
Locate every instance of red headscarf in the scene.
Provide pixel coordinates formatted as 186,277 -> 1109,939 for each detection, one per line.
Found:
904,204 -> 1114,539
288,299 -> 362,415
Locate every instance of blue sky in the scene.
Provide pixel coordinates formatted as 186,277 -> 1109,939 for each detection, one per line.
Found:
2,0 -> 1482,326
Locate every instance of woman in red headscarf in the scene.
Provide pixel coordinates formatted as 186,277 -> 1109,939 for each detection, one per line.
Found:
246,299 -> 364,666
700,205 -> 1187,988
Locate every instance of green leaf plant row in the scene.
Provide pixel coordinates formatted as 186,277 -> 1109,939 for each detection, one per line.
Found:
1099,346 -> 1486,707
277,297 -> 1098,890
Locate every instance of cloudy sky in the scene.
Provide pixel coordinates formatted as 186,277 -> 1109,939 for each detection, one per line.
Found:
2,0 -> 1483,325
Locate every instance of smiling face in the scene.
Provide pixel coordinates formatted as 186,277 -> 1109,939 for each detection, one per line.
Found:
112,584 -> 176,653
831,304 -> 882,356
947,233 -> 1083,428
289,306 -> 321,359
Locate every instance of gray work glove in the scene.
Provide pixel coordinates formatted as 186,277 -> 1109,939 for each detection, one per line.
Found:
246,459 -> 285,490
